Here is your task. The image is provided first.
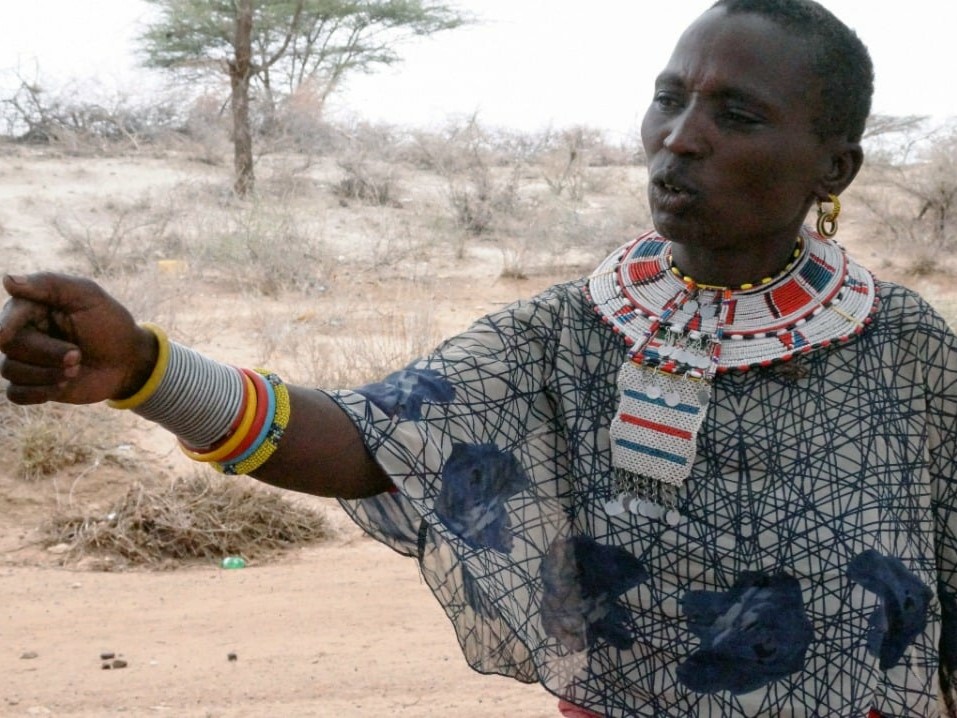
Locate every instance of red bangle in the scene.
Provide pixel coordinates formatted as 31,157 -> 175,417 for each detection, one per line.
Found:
180,372 -> 257,462
220,369 -> 270,463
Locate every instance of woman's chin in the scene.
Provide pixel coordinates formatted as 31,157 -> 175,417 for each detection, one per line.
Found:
650,212 -> 708,247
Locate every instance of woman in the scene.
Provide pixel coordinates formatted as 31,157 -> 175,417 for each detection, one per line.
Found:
1,1 -> 954,716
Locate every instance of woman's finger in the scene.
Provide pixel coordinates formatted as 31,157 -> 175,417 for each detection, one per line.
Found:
2,272 -> 102,310
0,322 -> 80,368
0,295 -> 53,347
4,381 -> 63,406
0,355 -> 75,387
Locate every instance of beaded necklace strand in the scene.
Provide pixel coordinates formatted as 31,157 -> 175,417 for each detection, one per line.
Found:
668,236 -> 804,291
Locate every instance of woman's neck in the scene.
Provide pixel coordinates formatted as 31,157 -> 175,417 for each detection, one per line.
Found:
669,236 -> 803,289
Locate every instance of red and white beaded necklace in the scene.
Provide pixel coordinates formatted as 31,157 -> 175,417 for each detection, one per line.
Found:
586,227 -> 878,525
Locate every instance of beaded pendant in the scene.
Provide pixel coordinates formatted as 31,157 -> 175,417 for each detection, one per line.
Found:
587,227 -> 877,525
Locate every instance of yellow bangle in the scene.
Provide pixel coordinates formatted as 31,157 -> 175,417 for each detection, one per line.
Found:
108,323 -> 170,411
218,371 -> 291,476
180,372 -> 257,462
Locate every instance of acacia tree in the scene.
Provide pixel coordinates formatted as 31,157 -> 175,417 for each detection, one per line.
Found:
140,0 -> 466,196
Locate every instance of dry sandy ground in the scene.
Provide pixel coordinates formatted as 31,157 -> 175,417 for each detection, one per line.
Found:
2,540 -> 558,717
0,146 -> 952,718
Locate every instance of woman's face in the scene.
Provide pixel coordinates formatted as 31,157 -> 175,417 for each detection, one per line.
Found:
641,9 -> 843,263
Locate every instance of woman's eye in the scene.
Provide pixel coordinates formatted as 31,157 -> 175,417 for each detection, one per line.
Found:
721,109 -> 762,126
653,92 -> 682,111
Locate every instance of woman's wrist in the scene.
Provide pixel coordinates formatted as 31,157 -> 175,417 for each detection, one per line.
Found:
108,323 -> 166,408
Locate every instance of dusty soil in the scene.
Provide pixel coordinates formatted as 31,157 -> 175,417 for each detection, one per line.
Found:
0,145 -> 952,718
2,540 -> 558,717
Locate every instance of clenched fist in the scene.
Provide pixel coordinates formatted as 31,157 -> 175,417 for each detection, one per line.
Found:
0,273 -> 157,405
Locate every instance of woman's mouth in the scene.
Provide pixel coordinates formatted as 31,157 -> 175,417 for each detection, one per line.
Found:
650,178 -> 697,213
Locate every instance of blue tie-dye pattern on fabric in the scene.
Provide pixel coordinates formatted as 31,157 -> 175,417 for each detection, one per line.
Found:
541,536 -> 649,652
677,572 -> 814,695
848,549 -> 933,670
354,366 -> 455,421
434,443 -> 529,553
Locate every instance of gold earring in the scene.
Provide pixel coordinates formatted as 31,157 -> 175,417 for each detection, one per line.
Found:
816,193 -> 841,238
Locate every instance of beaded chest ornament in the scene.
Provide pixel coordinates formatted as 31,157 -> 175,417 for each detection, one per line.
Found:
586,227 -> 877,526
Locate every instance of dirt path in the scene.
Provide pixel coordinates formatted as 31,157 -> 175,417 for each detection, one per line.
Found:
3,539 -> 557,717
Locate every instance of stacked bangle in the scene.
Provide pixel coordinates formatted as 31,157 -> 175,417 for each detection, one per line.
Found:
180,373 -> 257,463
106,323 -> 292,475
221,369 -> 272,461
113,340 -> 246,449
180,367 -> 291,476
216,370 -> 291,476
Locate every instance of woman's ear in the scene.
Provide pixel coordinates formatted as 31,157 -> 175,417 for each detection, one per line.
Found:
819,141 -> 864,198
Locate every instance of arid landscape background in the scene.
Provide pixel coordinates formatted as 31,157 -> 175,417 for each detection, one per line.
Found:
1,108 -> 956,717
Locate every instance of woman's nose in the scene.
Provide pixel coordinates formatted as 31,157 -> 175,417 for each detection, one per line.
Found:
662,104 -> 710,157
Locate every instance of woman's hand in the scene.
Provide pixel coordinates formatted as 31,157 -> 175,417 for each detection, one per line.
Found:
0,273 -> 157,406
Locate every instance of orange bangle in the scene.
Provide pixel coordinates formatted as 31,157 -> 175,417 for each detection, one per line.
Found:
219,369 -> 270,463
180,373 -> 257,462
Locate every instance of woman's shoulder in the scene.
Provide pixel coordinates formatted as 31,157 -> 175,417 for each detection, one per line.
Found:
872,279 -> 957,354
484,278 -> 591,324
875,280 -> 953,328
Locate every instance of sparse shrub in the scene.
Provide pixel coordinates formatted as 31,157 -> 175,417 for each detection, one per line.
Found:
540,127 -> 592,201
859,118 -> 957,253
52,194 -> 177,276
449,130 -> 521,235
538,126 -> 643,201
407,117 -> 527,241
268,301 -> 442,389
0,69 -> 181,152
261,80 -> 339,156
0,400 -> 99,481
334,156 -> 401,206
499,245 -> 529,279
197,195 -> 328,295
327,121 -> 406,206
447,161 -> 522,237
16,414 -> 94,481
906,254 -> 942,277
183,93 -> 230,166
43,473 -> 336,568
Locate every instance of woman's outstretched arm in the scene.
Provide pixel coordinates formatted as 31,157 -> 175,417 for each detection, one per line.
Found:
0,272 -> 391,499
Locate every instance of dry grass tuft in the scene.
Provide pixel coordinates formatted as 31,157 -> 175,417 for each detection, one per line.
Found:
17,417 -> 95,481
334,156 -> 401,206
0,399 -> 103,481
43,473 -> 336,568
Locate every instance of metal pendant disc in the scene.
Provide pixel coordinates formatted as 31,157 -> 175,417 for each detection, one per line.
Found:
604,498 -> 625,516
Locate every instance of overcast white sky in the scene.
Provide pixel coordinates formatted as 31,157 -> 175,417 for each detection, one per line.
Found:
0,1 -> 954,138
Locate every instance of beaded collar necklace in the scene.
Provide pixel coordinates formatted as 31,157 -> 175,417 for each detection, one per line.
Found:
586,227 -> 877,525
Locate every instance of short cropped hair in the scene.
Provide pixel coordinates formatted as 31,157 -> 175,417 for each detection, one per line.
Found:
712,0 -> 874,142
